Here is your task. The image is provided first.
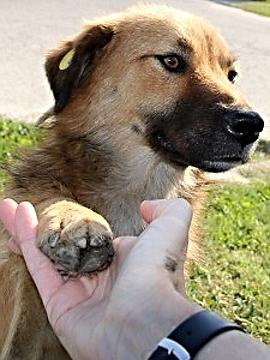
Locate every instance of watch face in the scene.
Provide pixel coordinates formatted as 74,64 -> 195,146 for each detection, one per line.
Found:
158,338 -> 191,360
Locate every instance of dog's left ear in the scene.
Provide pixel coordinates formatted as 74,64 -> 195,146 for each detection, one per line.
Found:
45,25 -> 114,113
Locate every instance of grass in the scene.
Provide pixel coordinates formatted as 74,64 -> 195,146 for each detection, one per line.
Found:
0,118 -> 40,191
0,116 -> 269,343
236,0 -> 270,17
187,184 -> 270,343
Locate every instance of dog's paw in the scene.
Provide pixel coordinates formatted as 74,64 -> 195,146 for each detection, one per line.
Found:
38,201 -> 114,275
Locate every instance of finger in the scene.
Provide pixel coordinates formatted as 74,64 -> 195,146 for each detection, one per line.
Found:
140,198 -> 164,223
114,236 -> 138,269
141,198 -> 191,224
8,237 -> 22,255
0,198 -> 18,236
137,199 -> 193,268
15,202 -> 64,306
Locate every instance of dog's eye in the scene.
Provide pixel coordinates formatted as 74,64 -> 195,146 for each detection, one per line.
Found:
157,54 -> 186,73
163,56 -> 179,69
228,69 -> 238,83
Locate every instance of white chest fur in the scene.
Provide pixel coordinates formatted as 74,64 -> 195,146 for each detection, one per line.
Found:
98,151 -> 186,236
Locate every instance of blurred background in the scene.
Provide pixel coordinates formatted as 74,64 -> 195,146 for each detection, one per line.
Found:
0,0 -> 269,140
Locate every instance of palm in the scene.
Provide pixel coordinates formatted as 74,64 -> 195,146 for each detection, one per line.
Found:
47,238 -> 126,326
33,237 -> 137,359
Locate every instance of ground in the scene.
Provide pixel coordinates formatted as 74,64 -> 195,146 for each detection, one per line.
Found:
0,0 -> 270,140
0,117 -> 269,343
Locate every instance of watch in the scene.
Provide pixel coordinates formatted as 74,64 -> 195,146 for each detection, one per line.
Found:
149,310 -> 244,359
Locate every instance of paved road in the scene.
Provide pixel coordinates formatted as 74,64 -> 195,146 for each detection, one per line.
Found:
0,0 -> 269,139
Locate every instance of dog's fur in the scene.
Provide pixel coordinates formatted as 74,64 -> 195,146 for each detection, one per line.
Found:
0,5 -> 263,359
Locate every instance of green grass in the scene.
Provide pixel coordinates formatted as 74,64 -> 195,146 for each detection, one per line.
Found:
236,1 -> 270,17
0,117 -> 269,343
0,118 -> 40,191
187,184 -> 270,343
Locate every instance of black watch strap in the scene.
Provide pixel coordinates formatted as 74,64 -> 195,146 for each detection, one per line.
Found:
149,310 -> 244,359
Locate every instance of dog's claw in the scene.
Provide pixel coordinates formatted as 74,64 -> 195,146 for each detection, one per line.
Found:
89,235 -> 106,247
48,233 -> 60,248
77,238 -> 87,249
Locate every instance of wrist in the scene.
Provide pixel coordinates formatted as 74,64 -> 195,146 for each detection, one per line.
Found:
144,297 -> 200,359
193,330 -> 244,360
194,330 -> 270,360
139,296 -> 201,359
170,295 -> 202,328
150,310 -> 245,360
101,295 -> 200,360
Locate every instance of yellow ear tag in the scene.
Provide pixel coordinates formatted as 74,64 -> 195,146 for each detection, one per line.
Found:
59,49 -> 75,70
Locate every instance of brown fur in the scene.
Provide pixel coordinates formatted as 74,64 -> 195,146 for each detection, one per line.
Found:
0,5 -> 261,359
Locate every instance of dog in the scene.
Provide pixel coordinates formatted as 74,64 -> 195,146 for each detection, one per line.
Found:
0,5 -> 264,359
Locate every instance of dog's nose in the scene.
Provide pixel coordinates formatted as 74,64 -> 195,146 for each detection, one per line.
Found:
224,110 -> 264,145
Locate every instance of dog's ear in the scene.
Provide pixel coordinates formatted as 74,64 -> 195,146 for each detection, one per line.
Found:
45,25 -> 114,113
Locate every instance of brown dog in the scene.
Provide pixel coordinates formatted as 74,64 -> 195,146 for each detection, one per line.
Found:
0,5 -> 264,359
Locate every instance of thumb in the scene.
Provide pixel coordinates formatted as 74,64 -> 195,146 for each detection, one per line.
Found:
141,198 -> 192,226
137,198 -> 193,270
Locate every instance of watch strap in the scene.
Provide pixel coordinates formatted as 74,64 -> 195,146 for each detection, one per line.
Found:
149,310 -> 243,359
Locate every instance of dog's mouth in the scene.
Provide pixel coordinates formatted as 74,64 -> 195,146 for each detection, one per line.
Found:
171,157 -> 243,172
150,132 -> 247,173
189,158 -> 243,172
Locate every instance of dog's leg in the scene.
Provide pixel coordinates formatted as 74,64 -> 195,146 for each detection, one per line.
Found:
0,254 -> 70,359
37,198 -> 114,275
0,198 -> 113,358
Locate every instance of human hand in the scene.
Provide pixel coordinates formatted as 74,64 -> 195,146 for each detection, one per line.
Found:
0,198 -> 200,360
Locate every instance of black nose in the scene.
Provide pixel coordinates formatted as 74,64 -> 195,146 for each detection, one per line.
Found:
224,110 -> 264,146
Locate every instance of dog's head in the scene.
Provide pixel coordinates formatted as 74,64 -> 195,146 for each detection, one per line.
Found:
45,5 -> 264,173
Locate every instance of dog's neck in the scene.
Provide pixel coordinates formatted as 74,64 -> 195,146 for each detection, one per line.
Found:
99,148 -> 183,235
70,134 -> 192,236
